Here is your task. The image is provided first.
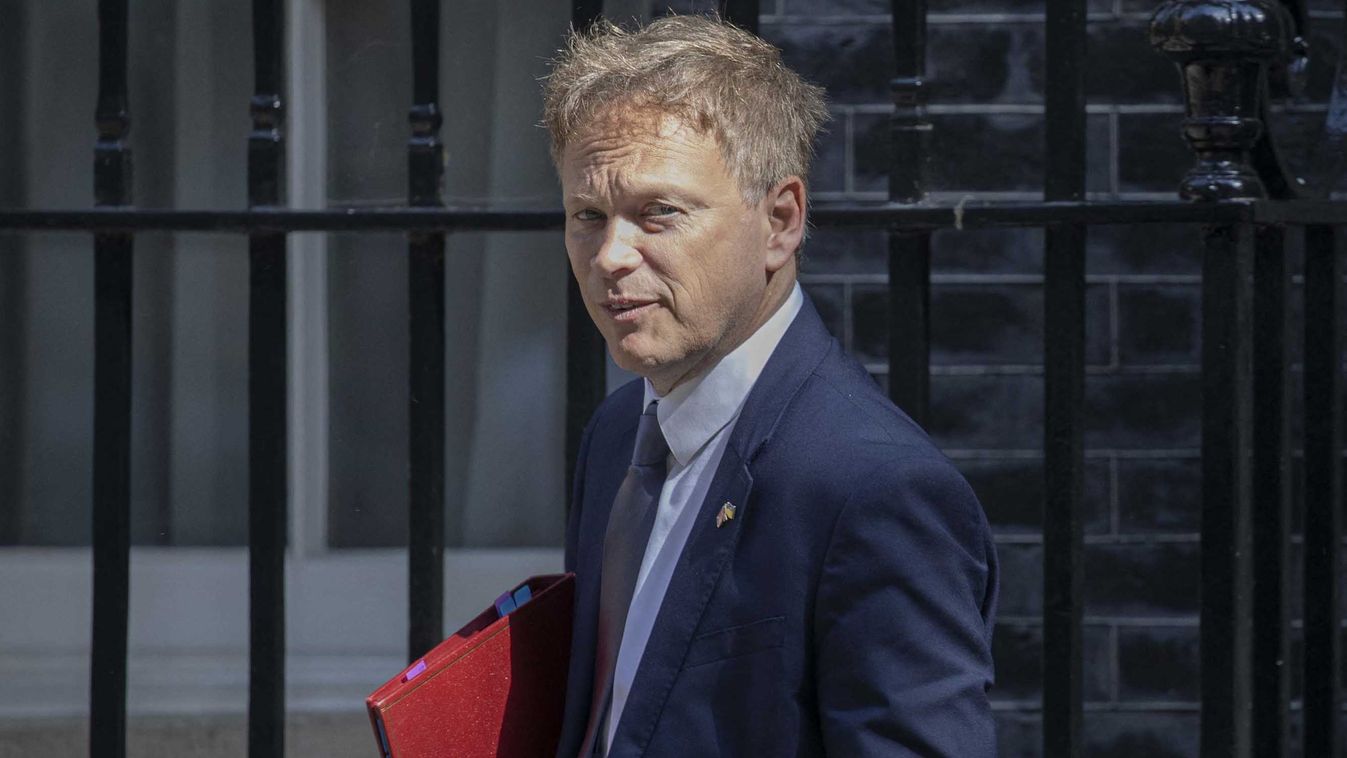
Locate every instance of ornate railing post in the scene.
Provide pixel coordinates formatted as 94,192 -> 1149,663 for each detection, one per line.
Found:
1149,0 -> 1293,200
1150,4 -> 1293,758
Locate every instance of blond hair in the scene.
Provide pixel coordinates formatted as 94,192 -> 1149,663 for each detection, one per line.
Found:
542,15 -> 829,203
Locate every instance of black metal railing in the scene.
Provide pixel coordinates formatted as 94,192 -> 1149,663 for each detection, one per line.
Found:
406,0 -> 447,669
1042,0 -> 1088,752
246,1 -> 287,755
886,0 -> 933,428
89,0 -> 133,752
1252,220 -> 1292,758
0,0 -> 1343,757
1302,222 -> 1342,758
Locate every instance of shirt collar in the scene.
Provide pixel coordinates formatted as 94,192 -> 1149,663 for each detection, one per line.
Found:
643,282 -> 804,467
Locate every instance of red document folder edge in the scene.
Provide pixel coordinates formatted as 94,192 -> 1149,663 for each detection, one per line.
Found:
366,573 -> 575,758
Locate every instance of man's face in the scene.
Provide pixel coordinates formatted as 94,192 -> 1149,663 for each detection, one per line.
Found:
561,112 -> 791,394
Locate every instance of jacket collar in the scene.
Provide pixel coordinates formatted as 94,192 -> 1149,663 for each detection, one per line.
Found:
725,286 -> 837,465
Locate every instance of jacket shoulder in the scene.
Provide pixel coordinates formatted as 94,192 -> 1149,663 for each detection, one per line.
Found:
767,344 -> 949,474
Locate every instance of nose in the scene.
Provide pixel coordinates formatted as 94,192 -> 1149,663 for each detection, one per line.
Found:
593,217 -> 643,277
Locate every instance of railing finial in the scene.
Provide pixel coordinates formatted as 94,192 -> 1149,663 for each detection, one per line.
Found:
1149,0 -> 1293,201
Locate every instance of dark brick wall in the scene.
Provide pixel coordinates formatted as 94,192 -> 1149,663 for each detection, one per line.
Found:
659,1 -> 1347,755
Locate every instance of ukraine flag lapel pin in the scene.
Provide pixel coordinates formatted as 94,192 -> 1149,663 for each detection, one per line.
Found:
716,501 -> 736,528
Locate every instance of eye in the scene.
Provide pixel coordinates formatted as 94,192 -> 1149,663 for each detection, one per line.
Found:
572,208 -> 605,222
643,203 -> 680,218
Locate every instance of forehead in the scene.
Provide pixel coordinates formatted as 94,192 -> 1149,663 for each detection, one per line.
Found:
560,110 -> 732,196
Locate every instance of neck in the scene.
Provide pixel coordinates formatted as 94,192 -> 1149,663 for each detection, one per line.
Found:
651,269 -> 796,396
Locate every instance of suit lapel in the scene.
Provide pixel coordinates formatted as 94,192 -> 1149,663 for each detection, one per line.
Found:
608,446 -> 754,756
608,294 -> 837,756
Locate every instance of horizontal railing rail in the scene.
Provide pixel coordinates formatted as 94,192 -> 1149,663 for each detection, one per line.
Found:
1,199 -> 1344,235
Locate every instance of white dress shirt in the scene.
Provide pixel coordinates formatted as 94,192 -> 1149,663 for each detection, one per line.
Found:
602,282 -> 804,753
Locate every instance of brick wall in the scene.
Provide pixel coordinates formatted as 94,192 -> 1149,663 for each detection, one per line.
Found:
665,0 -> 1346,755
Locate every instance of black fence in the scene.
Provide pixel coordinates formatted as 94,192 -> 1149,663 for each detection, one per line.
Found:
0,0 -> 1344,756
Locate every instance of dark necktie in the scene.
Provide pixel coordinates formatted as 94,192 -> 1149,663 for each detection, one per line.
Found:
578,400 -> 669,757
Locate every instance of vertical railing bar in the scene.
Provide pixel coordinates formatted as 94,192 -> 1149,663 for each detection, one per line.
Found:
1044,0 -> 1087,199
564,1 -> 608,523
1041,227 -> 1085,756
887,0 -> 931,426
407,0 -> 446,663
564,282 -> 606,520
1149,5 -> 1289,755
0,0 -> 25,542
0,250 -> 22,543
1199,222 -> 1255,758
247,0 -> 287,756
89,0 -> 133,755
718,0 -> 761,35
1042,0 -> 1087,751
1251,224 -> 1290,758
888,236 -> 930,421
1302,223 -> 1341,758
571,0 -> 603,31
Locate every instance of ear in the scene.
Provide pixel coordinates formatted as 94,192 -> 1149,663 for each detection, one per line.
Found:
763,175 -> 806,273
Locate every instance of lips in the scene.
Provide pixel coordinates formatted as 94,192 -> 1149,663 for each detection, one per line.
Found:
602,297 -> 658,321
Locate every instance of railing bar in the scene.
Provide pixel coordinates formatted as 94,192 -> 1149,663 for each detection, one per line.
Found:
719,0 -> 761,35
0,201 -> 1287,232
1302,223 -> 1342,758
247,0 -> 287,756
1044,0 -> 1085,202
1251,224 -> 1290,758
93,2 -> 130,208
1041,0 -> 1087,750
888,235 -> 930,422
1042,223 -> 1085,757
247,238 -> 287,758
407,236 -> 445,661
572,0 -> 602,31
890,0 -> 925,98
0,250 -> 19,542
565,275 -> 607,519
1252,199 -> 1347,225
0,0 -> 22,545
887,0 -> 926,206
90,236 -> 132,758
564,0 -> 608,528
886,0 -> 931,423
1199,222 -> 1255,758
407,0 -> 446,663
89,0 -> 133,755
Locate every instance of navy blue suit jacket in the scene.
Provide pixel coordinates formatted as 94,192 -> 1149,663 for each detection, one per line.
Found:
557,294 -> 999,757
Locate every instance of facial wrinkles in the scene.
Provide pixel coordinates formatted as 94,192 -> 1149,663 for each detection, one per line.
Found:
562,113 -> 776,392
572,129 -> 680,197
568,130 -> 720,307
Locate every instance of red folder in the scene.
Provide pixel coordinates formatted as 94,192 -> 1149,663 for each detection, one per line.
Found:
366,573 -> 575,758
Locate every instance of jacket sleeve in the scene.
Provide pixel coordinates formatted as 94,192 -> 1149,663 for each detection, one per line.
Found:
813,453 -> 999,757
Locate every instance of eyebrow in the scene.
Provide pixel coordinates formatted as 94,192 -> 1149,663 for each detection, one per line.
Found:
566,191 -> 603,205
565,184 -> 703,208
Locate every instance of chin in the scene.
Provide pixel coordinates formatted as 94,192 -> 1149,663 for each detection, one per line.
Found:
610,347 -> 665,377
606,337 -> 674,380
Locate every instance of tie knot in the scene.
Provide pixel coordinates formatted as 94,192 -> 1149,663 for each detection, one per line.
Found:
632,401 -> 669,468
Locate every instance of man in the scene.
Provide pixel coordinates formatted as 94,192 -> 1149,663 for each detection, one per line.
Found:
544,15 -> 998,757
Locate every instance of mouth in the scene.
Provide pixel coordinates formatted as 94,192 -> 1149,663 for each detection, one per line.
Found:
602,298 -> 659,322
